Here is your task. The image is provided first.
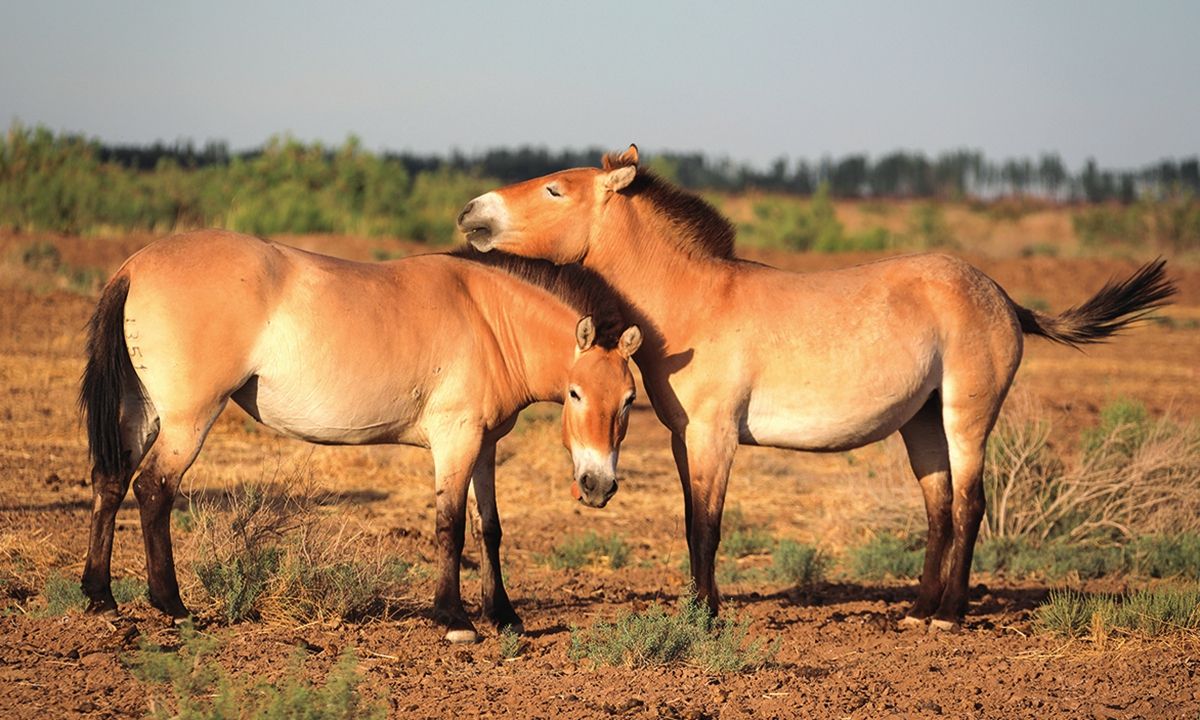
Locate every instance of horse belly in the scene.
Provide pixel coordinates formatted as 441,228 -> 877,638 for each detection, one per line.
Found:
740,366 -> 939,452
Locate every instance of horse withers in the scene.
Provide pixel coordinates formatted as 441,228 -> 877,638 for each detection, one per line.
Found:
79,230 -> 642,642
458,145 -> 1176,631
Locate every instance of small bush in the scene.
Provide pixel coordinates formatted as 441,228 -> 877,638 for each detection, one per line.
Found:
721,507 -> 774,559
38,573 -> 146,616
1036,585 -> 1200,639
905,202 -> 955,248
847,533 -> 924,581
127,621 -> 385,719
545,532 -> 630,570
1082,397 -> 1152,459
1131,534 -> 1200,579
770,540 -> 827,590
498,627 -> 524,659
196,547 -> 283,623
568,593 -> 776,672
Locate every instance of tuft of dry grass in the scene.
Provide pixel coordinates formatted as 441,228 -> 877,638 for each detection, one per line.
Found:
181,468 -> 414,626
984,395 -> 1200,544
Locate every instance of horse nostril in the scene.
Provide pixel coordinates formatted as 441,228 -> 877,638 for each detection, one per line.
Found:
580,473 -> 596,494
457,201 -> 475,226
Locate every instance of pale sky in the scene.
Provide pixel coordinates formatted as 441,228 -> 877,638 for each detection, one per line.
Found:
1,1 -> 1196,170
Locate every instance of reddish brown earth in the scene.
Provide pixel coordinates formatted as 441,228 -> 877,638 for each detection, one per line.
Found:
1,232 -> 1198,718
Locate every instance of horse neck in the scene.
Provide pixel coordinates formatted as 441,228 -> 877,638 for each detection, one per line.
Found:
587,198 -> 730,347
478,281 -> 574,406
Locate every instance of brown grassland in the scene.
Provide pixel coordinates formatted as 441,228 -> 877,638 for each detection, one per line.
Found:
1,200 -> 1199,719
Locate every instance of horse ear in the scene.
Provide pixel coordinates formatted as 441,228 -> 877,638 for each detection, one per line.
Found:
604,165 -> 637,192
602,144 -> 638,170
618,325 -> 643,359
575,316 -> 596,351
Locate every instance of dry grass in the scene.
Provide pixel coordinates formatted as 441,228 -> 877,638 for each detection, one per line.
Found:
984,394 -> 1200,544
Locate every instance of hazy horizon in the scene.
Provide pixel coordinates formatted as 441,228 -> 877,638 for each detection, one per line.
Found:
2,2 -> 1197,172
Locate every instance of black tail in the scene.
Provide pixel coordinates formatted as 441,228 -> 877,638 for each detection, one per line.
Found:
78,274 -> 135,478
1014,258 -> 1177,347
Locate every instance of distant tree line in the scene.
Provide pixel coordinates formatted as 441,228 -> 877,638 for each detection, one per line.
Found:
2,123 -> 1197,238
95,137 -> 1199,203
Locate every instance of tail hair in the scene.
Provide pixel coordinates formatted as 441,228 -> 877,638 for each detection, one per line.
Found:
1014,258 -> 1177,347
78,274 -> 134,477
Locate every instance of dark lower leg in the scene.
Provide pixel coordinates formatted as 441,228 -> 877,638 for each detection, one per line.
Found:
433,493 -> 474,635
935,483 -> 985,622
81,467 -> 132,612
479,520 -> 519,630
133,465 -> 187,618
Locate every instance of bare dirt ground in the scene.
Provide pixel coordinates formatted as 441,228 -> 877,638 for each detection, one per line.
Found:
1,231 -> 1198,718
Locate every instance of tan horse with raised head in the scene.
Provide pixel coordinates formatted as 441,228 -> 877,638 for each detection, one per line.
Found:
457,146 -> 1176,630
79,230 -> 642,642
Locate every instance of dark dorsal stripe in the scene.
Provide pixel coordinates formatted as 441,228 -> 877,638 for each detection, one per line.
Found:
448,246 -> 627,349
603,152 -> 737,260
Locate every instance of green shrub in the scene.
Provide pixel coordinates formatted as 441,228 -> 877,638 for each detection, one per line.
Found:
769,540 -> 827,590
196,548 -> 282,623
127,622 -> 385,719
1073,205 -> 1147,249
1082,397 -> 1152,459
847,533 -> 924,581
38,572 -> 146,615
905,202 -> 955,248
720,507 -> 774,559
568,593 -> 776,672
1132,534 -> 1200,579
545,532 -> 630,570
498,627 -> 524,659
1036,585 -> 1200,639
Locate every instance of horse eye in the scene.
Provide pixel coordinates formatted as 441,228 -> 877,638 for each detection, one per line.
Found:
569,388 -> 581,401
546,184 -> 562,198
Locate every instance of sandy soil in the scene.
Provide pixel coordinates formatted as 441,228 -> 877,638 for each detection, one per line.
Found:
1,232 -> 1197,718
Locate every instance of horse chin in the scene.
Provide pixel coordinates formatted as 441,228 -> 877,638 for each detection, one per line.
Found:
466,229 -> 495,251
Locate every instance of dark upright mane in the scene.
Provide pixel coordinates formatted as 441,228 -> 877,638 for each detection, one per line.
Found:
448,246 -> 627,348
602,151 -> 737,260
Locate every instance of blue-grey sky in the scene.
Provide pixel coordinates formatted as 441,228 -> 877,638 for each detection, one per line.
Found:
1,1 -> 1196,170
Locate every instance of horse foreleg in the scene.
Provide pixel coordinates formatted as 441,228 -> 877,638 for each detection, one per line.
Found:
470,442 -> 522,633
670,432 -> 693,556
681,426 -> 737,615
898,395 -> 953,626
431,433 -> 483,643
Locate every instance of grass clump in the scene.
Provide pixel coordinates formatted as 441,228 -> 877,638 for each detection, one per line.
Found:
498,627 -> 524,659
1036,585 -> 1200,639
770,540 -> 827,591
187,478 -> 413,624
568,593 -> 776,672
127,621 -> 385,719
720,506 -> 774,559
545,532 -> 630,570
38,572 -> 146,616
847,533 -> 924,581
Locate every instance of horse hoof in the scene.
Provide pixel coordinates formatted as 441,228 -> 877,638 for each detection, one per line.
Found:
898,615 -> 927,630
929,618 -> 961,634
445,628 -> 479,644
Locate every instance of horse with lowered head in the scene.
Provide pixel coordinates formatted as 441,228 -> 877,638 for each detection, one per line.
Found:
79,230 -> 642,642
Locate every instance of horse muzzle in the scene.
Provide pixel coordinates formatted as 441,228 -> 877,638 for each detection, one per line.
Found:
457,195 -> 501,250
572,471 -> 618,509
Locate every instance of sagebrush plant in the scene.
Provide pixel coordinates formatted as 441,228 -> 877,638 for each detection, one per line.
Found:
186,476 -> 412,624
720,506 -> 774,559
127,621 -> 385,719
847,533 -> 924,581
498,627 -> 524,659
38,572 -> 146,616
1036,585 -> 1200,640
545,532 -> 630,570
568,591 -> 776,672
983,396 -> 1200,544
770,540 -> 827,591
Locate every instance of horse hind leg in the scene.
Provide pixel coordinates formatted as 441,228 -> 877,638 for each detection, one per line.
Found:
928,393 -> 999,632
81,392 -> 159,614
897,392 -> 953,628
132,406 -> 222,619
